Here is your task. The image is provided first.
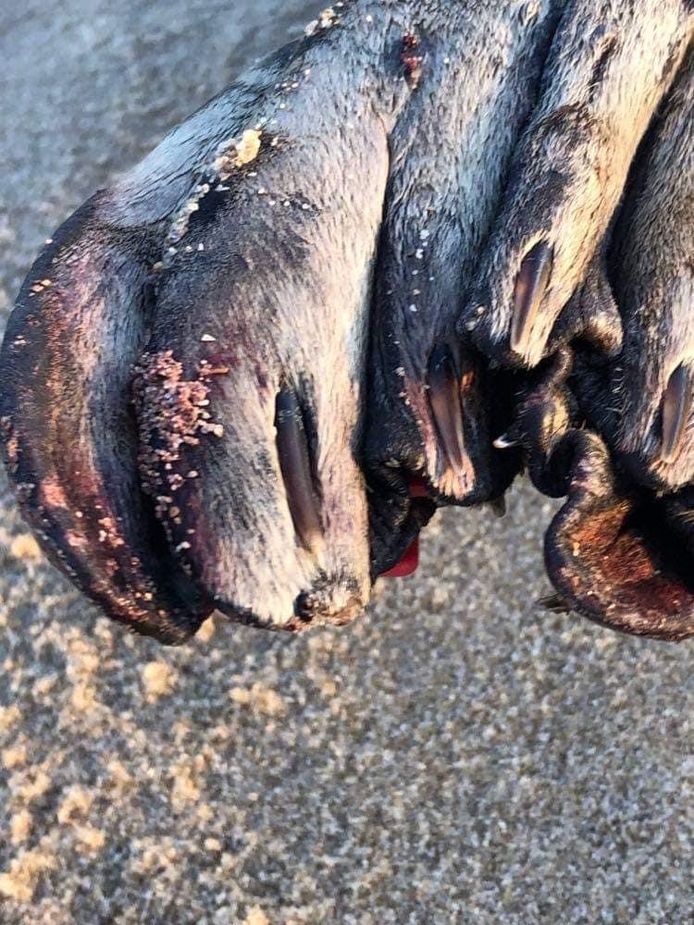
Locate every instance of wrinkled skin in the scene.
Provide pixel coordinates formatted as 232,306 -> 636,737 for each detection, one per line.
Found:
530,47 -> 694,641
1,0 -> 692,643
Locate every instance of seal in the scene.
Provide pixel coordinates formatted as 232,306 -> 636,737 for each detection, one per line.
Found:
1,0 -> 692,642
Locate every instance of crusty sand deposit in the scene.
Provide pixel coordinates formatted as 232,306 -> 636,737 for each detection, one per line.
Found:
0,2 -> 691,922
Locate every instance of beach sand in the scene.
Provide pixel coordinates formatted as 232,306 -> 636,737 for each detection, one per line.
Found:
0,2 -> 691,922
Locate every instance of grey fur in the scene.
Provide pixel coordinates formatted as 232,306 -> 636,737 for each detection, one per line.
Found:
458,0 -> 692,367
610,46 -> 693,491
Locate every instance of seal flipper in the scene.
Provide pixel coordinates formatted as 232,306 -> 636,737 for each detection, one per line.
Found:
546,48 -> 694,643
0,67 -> 270,641
498,351 -> 693,640
459,0 -> 691,367
364,0 -> 558,572
576,46 -> 694,493
0,194 -> 211,643
133,14 -> 399,629
545,432 -> 694,641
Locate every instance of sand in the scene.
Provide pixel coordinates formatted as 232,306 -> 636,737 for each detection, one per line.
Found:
0,2 -> 691,922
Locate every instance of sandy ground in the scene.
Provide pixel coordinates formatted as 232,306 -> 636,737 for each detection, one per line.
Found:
0,2 -> 691,922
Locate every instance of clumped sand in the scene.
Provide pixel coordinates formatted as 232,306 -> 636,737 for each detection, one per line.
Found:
0,2 -> 692,923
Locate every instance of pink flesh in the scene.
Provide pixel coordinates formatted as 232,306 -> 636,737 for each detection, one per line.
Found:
408,477 -> 429,499
382,537 -> 420,578
380,478 -> 429,578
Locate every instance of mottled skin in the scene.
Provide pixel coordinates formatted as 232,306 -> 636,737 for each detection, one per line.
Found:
0,0 -> 692,643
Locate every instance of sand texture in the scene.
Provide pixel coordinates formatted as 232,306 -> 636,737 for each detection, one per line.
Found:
0,2 -> 691,922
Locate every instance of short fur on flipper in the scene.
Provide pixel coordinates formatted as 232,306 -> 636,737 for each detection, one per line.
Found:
459,0 -> 692,368
577,45 -> 694,493
0,195 -> 211,643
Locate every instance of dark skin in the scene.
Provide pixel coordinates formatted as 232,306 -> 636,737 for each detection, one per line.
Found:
1,0 -> 692,643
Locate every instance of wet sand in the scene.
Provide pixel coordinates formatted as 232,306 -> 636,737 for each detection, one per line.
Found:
0,2 -> 691,922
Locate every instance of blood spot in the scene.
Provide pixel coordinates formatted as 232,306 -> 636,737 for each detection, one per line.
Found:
402,33 -> 424,89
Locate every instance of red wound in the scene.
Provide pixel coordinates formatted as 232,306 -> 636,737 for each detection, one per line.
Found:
402,33 -> 423,89
381,537 -> 420,578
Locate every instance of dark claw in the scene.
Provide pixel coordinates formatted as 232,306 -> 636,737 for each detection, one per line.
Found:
492,433 -> 519,451
537,592 -> 572,615
427,345 -> 468,477
661,363 -> 693,464
275,388 -> 323,552
510,241 -> 554,360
